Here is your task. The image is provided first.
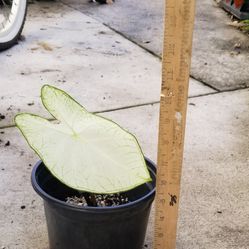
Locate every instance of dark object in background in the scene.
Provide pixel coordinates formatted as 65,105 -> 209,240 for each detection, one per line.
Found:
220,0 -> 249,20
91,0 -> 114,4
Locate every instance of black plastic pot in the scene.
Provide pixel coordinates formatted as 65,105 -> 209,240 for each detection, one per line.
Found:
31,158 -> 156,249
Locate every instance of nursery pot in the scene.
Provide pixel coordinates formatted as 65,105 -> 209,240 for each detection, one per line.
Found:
31,158 -> 156,249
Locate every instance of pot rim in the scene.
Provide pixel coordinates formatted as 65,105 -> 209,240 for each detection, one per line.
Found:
31,157 -> 156,212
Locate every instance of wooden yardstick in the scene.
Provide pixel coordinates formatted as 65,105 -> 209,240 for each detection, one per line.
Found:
154,1 -> 196,249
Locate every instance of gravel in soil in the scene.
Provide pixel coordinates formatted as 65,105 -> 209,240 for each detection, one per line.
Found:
66,193 -> 130,207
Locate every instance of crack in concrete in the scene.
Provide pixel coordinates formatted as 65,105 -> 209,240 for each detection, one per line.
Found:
0,102 -> 158,130
103,23 -> 162,60
190,75 -> 220,92
1,87 -> 248,130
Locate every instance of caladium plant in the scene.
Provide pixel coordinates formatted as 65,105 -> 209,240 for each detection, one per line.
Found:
15,85 -> 151,194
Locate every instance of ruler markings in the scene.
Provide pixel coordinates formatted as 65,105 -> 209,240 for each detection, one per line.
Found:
154,0 -> 196,249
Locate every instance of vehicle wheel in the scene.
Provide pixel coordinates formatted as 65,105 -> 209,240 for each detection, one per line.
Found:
0,0 -> 27,51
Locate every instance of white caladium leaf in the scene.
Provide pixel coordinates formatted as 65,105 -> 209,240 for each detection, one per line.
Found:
15,85 -> 151,194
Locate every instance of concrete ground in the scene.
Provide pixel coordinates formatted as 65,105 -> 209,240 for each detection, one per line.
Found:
62,0 -> 249,91
0,0 -> 248,248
